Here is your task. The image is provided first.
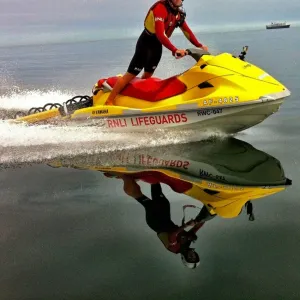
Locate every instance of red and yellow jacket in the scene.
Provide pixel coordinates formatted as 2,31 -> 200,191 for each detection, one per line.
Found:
144,0 -> 203,54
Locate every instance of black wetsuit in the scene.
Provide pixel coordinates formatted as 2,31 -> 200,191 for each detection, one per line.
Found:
135,183 -> 178,233
127,30 -> 163,76
135,182 -> 216,253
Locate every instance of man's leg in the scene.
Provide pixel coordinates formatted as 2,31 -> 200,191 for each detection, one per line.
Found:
141,71 -> 153,79
151,183 -> 171,212
105,68 -> 153,105
151,182 -> 163,198
105,32 -> 147,106
121,177 -> 173,233
119,175 -> 144,199
142,41 -> 162,80
105,72 -> 137,105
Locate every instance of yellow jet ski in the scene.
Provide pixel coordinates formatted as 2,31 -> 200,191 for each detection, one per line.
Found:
47,137 -> 292,219
11,46 -> 291,134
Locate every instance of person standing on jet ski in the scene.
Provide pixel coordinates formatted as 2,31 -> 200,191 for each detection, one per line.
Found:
104,0 -> 208,105
106,172 -> 215,269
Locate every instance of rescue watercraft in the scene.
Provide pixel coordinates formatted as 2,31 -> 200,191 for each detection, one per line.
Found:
11,46 -> 291,134
47,137 -> 292,219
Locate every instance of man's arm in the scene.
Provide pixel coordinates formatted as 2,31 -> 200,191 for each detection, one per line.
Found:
119,174 -> 144,199
180,21 -> 207,49
160,204 -> 216,237
153,4 -> 178,54
195,205 -> 216,222
182,205 -> 216,234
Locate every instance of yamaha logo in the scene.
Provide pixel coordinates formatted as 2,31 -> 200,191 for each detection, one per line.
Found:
92,109 -> 108,115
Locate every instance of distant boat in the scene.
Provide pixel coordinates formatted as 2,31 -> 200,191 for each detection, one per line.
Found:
266,22 -> 291,29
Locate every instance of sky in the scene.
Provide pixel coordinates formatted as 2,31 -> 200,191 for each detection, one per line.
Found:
1,0 -> 300,46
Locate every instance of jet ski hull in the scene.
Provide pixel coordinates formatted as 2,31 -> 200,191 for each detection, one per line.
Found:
10,47 -> 291,135
67,93 -> 288,134
47,137 -> 292,219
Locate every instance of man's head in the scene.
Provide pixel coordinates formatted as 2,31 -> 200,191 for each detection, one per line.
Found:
178,231 -> 200,269
167,0 -> 183,10
179,230 -> 197,245
181,248 -> 200,269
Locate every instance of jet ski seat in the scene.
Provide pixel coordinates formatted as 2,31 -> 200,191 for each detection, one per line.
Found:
98,76 -> 187,102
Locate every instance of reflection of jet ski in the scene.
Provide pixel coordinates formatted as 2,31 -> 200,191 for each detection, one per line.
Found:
48,137 -> 292,219
11,46 -> 290,134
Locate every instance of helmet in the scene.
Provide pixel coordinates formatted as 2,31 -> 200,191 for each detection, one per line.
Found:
180,248 -> 200,269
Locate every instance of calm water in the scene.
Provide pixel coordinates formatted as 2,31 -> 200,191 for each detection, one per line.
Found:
0,27 -> 300,300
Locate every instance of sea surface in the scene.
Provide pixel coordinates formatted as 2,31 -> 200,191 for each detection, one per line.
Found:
0,27 -> 300,300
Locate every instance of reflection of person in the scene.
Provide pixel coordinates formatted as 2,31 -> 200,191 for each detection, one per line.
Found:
104,0 -> 208,105
105,172 -> 215,269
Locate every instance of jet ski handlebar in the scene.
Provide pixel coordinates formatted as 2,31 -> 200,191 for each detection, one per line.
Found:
185,48 -> 211,62
173,48 -> 211,61
183,45 -> 249,62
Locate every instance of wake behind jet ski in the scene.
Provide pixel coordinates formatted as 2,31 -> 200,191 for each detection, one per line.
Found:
47,137 -> 292,219
10,46 -> 291,135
